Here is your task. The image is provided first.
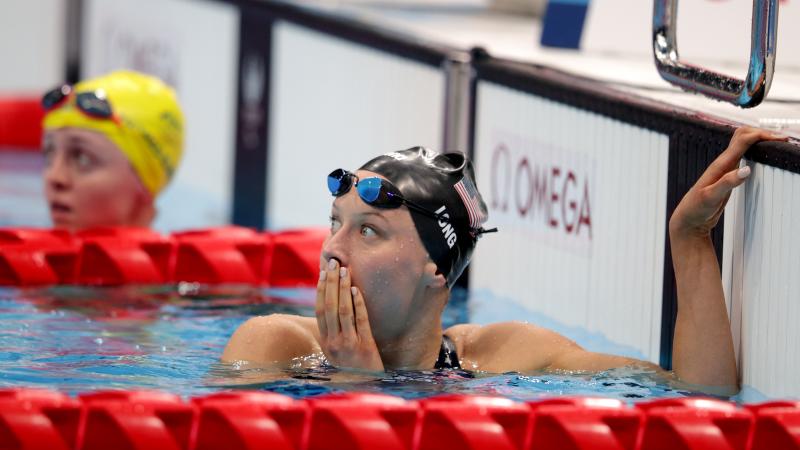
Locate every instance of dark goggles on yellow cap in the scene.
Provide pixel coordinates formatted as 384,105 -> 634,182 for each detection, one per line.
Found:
42,85 -> 119,124
327,168 -> 451,223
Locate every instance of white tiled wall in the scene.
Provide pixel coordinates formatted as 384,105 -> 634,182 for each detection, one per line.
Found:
470,82 -> 669,362
727,162 -> 800,398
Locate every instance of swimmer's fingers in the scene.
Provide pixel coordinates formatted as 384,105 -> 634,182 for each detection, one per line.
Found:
352,287 -> 374,341
315,270 -> 328,338
702,165 -> 750,209
672,164 -> 750,236
698,127 -> 786,187
338,267 -> 356,336
324,259 -> 341,336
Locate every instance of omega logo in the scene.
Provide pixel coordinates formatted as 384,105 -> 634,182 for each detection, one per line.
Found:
490,143 -> 592,239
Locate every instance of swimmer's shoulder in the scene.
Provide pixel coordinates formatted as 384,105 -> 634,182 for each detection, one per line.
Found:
444,321 -> 581,373
221,313 -> 321,365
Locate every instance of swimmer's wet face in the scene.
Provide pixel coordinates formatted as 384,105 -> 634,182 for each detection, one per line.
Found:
318,148 -> 492,347
321,170 -> 445,343
43,128 -> 153,231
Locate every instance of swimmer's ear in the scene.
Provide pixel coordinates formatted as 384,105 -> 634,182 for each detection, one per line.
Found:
422,261 -> 447,289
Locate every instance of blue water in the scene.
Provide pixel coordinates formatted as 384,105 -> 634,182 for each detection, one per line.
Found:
0,285 -> 701,401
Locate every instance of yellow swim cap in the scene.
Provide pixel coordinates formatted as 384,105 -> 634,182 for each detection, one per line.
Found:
42,70 -> 184,196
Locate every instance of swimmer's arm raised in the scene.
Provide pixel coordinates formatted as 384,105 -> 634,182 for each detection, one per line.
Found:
668,127 -> 785,390
221,314 -> 318,366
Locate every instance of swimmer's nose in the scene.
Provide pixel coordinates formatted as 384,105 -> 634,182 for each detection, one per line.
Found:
44,150 -> 71,191
320,231 -> 348,269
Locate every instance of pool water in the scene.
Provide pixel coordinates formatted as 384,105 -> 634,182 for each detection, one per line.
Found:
0,285 -> 694,401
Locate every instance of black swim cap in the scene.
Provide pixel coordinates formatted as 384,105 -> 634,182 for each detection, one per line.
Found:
359,147 -> 492,288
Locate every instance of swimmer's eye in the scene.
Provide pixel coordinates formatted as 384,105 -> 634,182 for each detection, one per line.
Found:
329,216 -> 342,233
360,225 -> 377,238
69,148 -> 97,171
42,146 -> 55,166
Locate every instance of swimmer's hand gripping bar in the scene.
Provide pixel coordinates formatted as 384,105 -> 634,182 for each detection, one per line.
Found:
652,0 -> 779,108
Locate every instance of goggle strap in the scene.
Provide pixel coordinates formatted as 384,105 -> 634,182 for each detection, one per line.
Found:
403,199 -> 450,223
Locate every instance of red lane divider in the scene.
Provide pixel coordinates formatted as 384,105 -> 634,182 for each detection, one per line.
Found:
266,228 -> 328,287
77,228 -> 174,285
79,391 -> 196,450
529,397 -> 643,450
173,227 -> 268,285
0,389 -> 83,450
0,97 -> 44,149
636,398 -> 754,450
0,226 -> 327,287
0,229 -> 78,285
746,401 -> 800,450
307,393 -> 419,450
0,389 -> 799,450
418,395 -> 531,450
192,391 -> 308,450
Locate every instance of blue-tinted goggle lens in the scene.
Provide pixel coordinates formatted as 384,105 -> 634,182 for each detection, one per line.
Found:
327,169 -> 401,208
356,177 -> 382,203
327,169 -> 352,196
327,174 -> 343,195
326,168 -> 464,227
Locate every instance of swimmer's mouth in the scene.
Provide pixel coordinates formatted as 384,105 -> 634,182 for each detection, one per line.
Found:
49,202 -> 72,214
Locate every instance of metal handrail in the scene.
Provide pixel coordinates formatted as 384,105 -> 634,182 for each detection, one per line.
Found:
653,0 -> 779,108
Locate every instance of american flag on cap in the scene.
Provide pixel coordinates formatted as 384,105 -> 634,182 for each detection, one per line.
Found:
454,176 -> 487,229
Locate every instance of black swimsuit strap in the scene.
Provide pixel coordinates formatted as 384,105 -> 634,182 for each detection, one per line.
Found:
434,334 -> 461,370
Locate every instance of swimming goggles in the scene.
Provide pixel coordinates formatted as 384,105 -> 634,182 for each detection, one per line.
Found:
42,84 -> 120,124
327,168 -> 450,222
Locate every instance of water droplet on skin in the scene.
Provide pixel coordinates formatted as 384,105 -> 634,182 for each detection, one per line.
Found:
394,257 -> 399,262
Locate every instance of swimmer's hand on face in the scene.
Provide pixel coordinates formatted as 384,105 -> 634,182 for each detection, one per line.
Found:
316,259 -> 384,372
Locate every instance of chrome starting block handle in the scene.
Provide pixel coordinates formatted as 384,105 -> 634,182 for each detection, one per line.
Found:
652,0 -> 779,108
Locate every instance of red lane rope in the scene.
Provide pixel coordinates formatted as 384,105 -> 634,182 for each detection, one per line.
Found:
0,226 -> 328,287
0,389 -> 797,450
0,97 -> 44,150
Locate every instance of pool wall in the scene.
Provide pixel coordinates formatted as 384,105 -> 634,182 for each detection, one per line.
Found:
1,0 -> 799,399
